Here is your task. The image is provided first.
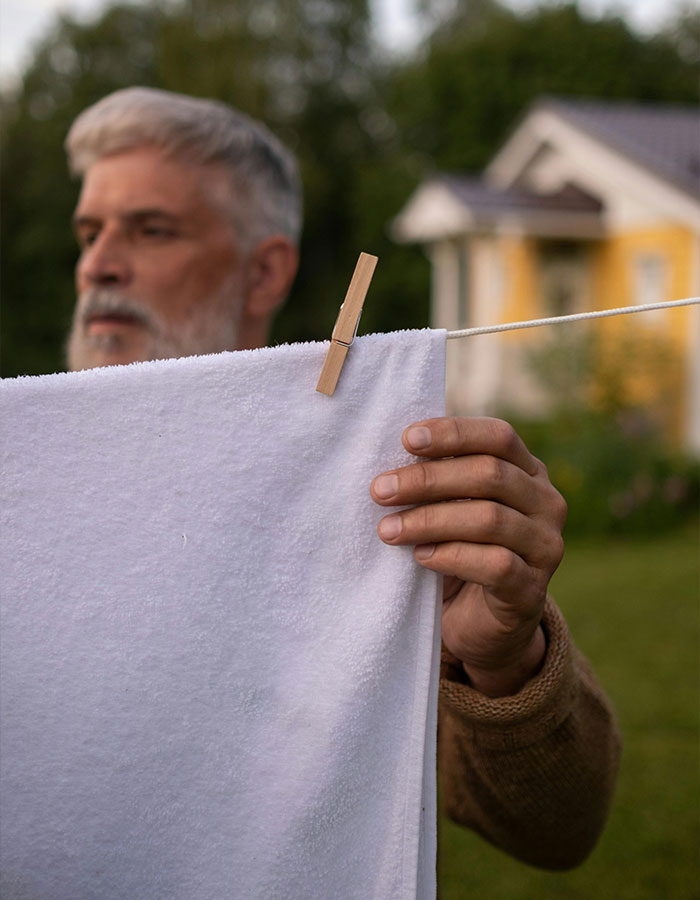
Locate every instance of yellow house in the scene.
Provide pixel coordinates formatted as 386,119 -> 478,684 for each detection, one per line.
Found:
392,97 -> 700,452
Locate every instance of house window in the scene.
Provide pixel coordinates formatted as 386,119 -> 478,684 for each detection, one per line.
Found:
633,253 -> 668,310
538,241 -> 587,317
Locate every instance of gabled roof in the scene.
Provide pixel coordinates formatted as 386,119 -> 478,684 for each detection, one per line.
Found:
536,97 -> 700,196
442,176 -> 603,214
391,175 -> 605,243
393,96 -> 700,245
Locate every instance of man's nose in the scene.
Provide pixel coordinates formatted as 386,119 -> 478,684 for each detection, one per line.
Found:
77,230 -> 131,287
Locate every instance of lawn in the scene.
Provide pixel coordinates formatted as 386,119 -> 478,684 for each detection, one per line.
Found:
437,519 -> 700,900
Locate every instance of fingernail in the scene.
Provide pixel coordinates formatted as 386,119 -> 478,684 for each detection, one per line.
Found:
378,515 -> 402,541
406,426 -> 432,450
374,474 -> 399,499
415,543 -> 436,560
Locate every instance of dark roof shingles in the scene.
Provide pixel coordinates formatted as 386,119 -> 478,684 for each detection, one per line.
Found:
541,97 -> 700,195
441,176 -> 603,214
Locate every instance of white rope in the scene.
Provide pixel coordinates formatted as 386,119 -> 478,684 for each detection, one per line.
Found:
445,297 -> 700,340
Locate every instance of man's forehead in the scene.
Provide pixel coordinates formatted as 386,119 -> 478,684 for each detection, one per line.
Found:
75,146 -> 233,215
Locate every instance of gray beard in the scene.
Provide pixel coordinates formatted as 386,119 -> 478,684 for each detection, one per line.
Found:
66,287 -> 241,371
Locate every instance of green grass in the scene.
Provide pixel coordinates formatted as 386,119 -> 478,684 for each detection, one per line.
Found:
438,519 -> 700,900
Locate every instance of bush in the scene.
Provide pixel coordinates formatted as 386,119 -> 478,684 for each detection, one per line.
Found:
512,409 -> 699,534
503,329 -> 699,535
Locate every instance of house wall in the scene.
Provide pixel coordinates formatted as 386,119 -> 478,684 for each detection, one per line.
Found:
426,213 -> 699,450
437,233 -> 548,417
404,103 -> 700,449
438,224 -> 699,451
592,224 -> 696,313
496,234 -> 602,418
497,235 -> 552,415
429,239 -> 473,414
441,232 -> 598,417
592,224 -> 698,448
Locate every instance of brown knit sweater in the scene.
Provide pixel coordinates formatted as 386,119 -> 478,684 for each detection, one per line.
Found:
438,597 -> 622,870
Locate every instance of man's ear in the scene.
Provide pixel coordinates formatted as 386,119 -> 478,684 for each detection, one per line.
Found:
242,236 -> 299,321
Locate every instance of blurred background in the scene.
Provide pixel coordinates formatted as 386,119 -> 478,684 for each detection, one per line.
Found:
1,0 -> 698,896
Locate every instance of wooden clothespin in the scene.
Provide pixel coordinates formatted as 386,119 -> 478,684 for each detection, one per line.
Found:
316,252 -> 378,396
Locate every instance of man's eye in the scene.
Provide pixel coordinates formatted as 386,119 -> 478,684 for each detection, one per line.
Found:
142,225 -> 175,238
80,231 -> 98,247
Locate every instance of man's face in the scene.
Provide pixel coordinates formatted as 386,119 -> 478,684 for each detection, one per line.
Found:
67,146 -> 247,370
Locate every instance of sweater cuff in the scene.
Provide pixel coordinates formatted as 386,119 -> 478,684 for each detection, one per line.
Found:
438,597 -> 576,750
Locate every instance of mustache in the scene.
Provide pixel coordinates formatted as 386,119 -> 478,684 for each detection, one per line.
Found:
78,289 -> 156,331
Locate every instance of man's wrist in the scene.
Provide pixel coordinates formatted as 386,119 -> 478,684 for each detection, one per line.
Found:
461,625 -> 547,698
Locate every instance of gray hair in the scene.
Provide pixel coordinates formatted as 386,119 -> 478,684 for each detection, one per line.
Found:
65,87 -> 302,249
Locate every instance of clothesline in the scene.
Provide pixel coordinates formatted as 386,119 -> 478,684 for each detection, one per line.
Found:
445,296 -> 700,340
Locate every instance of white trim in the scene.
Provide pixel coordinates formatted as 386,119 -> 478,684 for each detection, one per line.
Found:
487,107 -> 700,230
486,118 -> 542,188
391,181 -> 473,243
426,241 -> 460,330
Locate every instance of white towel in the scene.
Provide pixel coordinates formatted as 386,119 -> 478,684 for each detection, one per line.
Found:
0,329 -> 446,900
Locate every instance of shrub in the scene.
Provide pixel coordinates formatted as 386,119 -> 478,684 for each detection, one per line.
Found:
503,329 -> 699,535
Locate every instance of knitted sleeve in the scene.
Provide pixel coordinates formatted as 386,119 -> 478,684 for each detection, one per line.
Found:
437,597 -> 622,870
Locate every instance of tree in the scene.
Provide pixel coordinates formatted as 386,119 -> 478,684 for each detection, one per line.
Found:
1,0 -> 414,377
2,1 -> 697,376
1,5 -> 162,377
385,2 -> 699,173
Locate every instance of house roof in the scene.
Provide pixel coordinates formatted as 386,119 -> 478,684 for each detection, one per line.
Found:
536,97 -> 700,196
391,175 -> 605,243
441,176 -> 603,214
393,96 -> 700,244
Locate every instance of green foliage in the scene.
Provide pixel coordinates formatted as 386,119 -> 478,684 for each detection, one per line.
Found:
1,2 -> 698,375
662,3 -> 700,65
505,329 -> 699,535
440,523 -> 700,899
517,410 -> 699,535
1,0 -> 422,376
386,2 -> 699,172
0,5 -> 163,377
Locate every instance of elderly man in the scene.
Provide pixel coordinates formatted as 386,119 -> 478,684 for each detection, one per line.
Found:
65,87 -> 620,869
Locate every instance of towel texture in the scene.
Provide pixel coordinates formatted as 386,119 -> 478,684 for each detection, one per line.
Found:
0,330 -> 446,900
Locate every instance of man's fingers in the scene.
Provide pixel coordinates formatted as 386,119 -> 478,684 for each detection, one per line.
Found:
410,539 -> 535,597
402,417 -> 540,476
371,454 -> 545,518
376,499 -> 563,570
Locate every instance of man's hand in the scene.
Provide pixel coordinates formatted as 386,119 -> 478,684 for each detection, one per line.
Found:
370,417 -> 567,698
